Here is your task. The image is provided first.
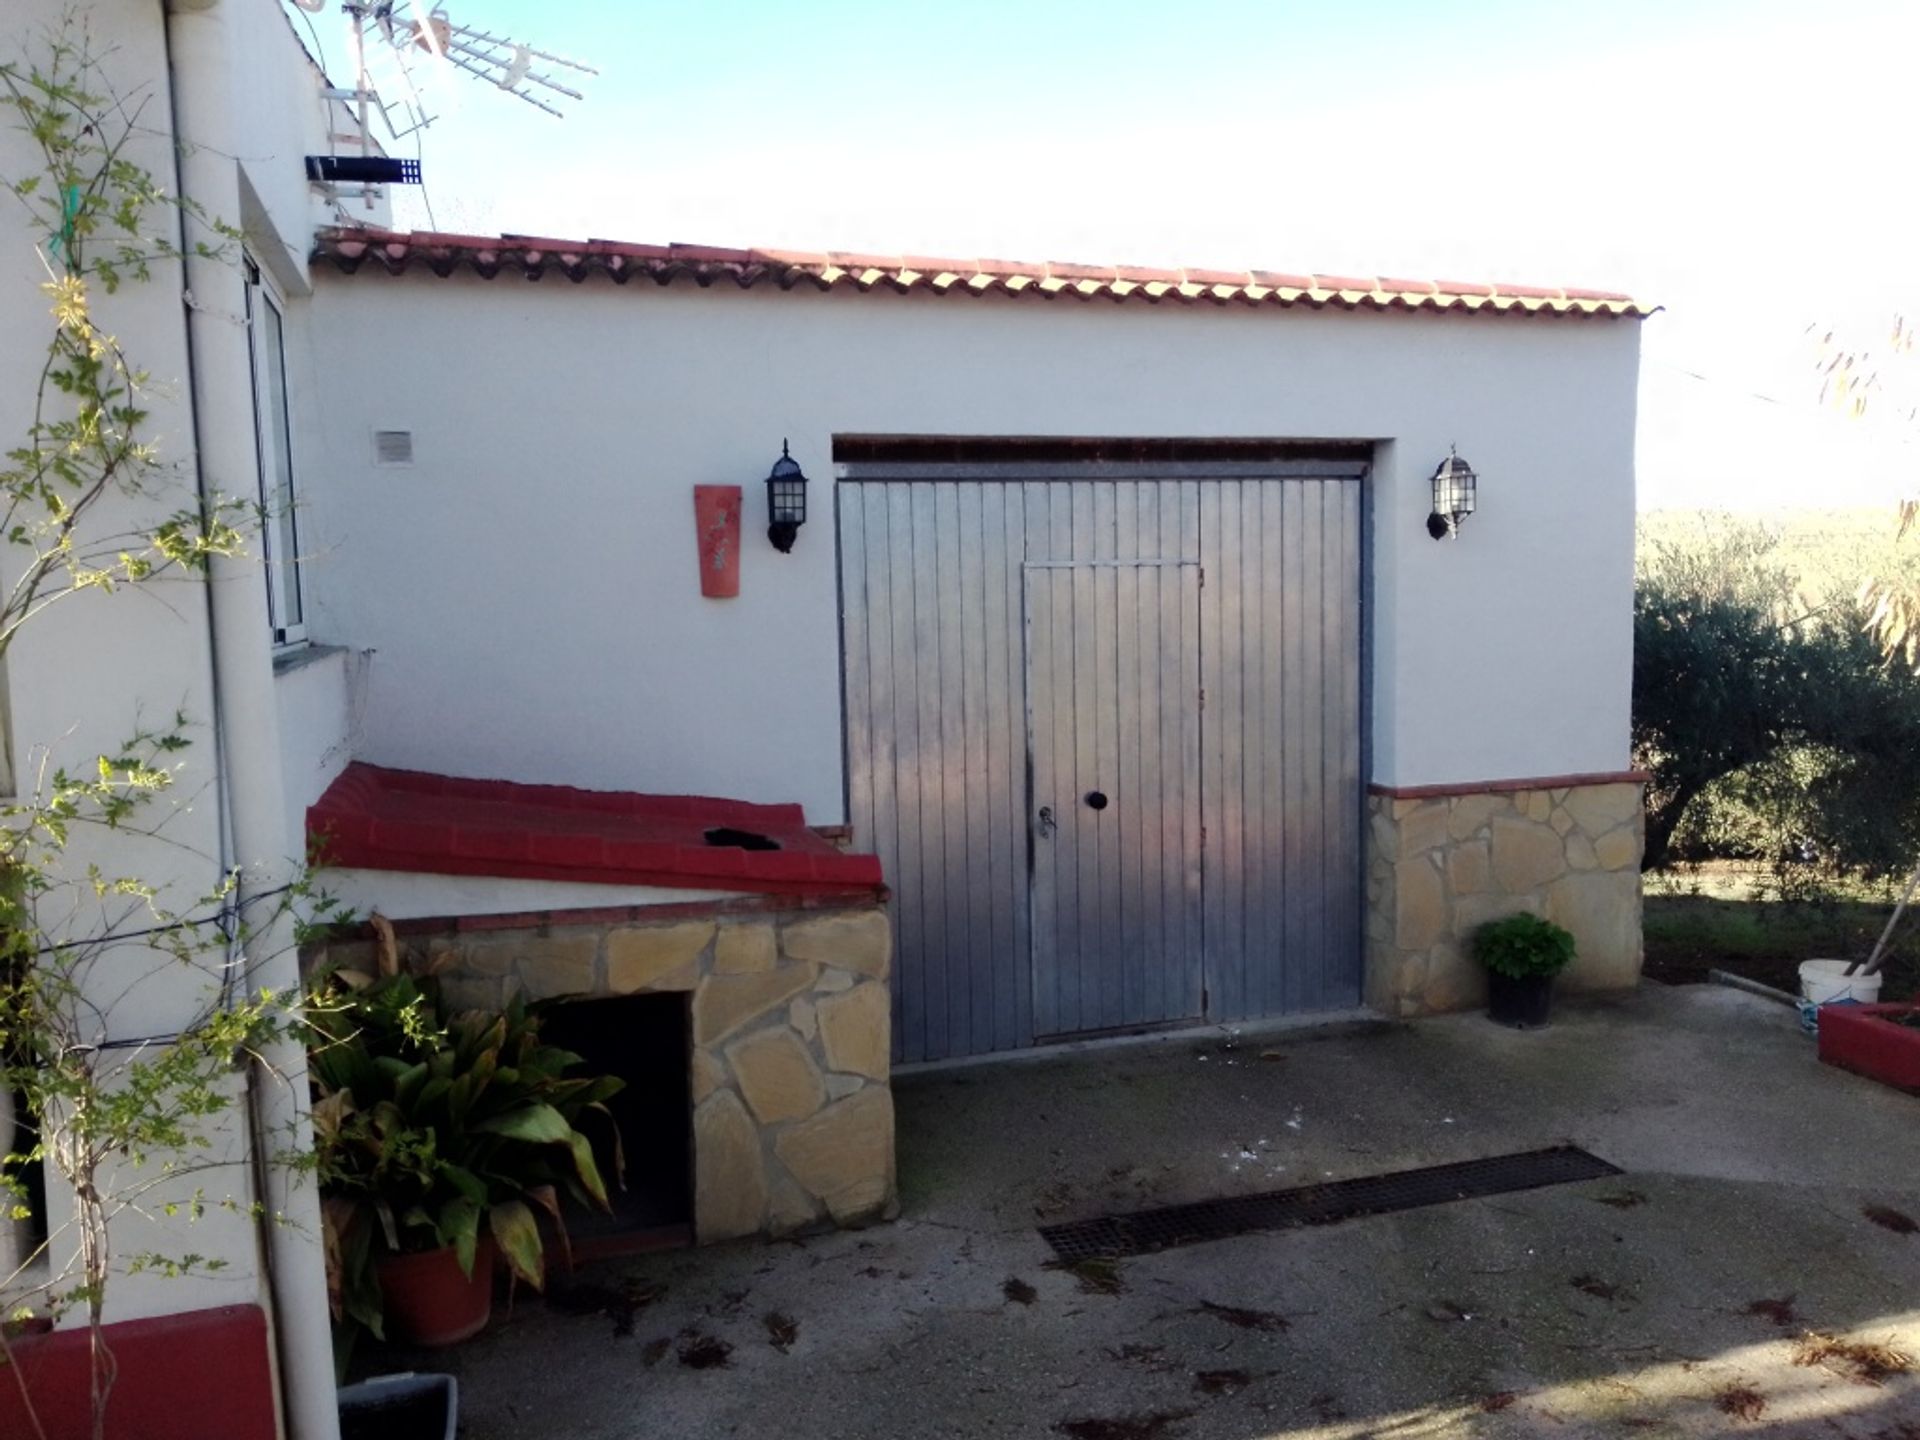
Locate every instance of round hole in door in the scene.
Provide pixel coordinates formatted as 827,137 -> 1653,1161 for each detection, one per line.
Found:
1085,790 -> 1109,811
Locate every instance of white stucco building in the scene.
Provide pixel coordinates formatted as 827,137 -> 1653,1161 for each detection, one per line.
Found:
0,3 -> 387,1437
1,1 -> 1652,1435
300,233 -> 1651,1050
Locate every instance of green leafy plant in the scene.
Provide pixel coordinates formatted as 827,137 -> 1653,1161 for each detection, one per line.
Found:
308,957 -> 624,1359
0,22 -> 336,1439
1472,913 -> 1577,980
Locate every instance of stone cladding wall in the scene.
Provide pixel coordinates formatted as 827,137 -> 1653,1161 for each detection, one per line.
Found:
315,902 -> 895,1241
1365,780 -> 1644,1016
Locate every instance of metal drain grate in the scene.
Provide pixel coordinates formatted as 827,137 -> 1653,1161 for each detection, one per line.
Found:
1039,1145 -> 1621,1263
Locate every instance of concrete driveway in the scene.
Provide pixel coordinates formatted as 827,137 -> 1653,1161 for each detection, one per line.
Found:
436,986 -> 1920,1438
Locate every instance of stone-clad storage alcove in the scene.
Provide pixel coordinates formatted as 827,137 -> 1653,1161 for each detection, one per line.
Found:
313,899 -> 895,1242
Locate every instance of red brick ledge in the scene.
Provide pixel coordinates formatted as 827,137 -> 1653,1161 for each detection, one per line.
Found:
308,762 -> 885,899
1369,770 -> 1650,801
0,1304 -> 276,1440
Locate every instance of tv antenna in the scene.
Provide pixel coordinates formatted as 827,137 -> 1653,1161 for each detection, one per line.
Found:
310,1 -> 599,142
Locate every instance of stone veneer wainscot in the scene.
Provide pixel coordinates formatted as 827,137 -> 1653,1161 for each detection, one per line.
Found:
316,902 -> 895,1242
1365,778 -> 1645,1016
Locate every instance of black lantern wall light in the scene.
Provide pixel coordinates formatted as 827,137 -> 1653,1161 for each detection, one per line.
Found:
1426,446 -> 1477,540
765,441 -> 809,552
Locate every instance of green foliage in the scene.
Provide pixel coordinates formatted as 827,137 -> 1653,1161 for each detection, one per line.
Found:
1633,572 -> 1801,870
0,20 -> 249,668
1471,913 -> 1577,980
308,965 -> 623,1358
0,21 -> 334,1435
1808,321 -> 1920,669
1634,517 -> 1920,882
0,714 -> 325,1297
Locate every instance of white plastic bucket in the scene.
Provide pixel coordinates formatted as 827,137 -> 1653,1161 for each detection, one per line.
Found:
1799,959 -> 1883,1006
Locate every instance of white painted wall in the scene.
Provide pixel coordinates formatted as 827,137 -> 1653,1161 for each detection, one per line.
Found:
300,277 -> 1641,816
275,644 -> 369,860
0,0 -> 376,1332
0,0 -> 248,1326
229,0 -> 391,284
320,870 -> 746,923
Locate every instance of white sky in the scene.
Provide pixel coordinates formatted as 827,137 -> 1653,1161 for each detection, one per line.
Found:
299,0 -> 1920,513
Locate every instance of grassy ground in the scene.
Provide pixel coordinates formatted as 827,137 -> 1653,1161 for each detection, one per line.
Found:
1643,863 -> 1919,1001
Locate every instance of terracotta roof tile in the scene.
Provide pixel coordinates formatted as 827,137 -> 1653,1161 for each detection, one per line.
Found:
829,250 -> 905,270
1117,263 -> 1186,284
750,246 -> 829,266
899,253 -> 974,274
667,242 -> 756,263
978,256 -> 1048,279
1047,261 -> 1119,282
311,227 -> 1658,319
1248,269 -> 1314,291
1183,266 -> 1253,287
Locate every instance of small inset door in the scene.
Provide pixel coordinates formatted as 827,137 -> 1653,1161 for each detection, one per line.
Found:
1026,559 -> 1203,1039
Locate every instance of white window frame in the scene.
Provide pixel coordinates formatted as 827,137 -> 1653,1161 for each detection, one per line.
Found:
244,257 -> 307,648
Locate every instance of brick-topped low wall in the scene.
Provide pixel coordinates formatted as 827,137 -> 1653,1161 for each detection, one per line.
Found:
314,899 -> 895,1242
1364,778 -> 1645,1016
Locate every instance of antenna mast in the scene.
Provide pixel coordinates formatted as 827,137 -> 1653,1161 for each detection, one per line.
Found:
334,1 -> 599,139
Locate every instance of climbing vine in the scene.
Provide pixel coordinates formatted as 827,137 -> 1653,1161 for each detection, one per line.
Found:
0,20 -> 336,1440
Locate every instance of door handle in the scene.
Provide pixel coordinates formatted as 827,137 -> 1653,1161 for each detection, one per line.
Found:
1036,805 -> 1056,837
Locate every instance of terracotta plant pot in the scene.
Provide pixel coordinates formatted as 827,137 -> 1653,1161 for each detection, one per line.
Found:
693,484 -> 743,598
1487,971 -> 1554,1029
376,1236 -> 495,1347
1818,1003 -> 1920,1093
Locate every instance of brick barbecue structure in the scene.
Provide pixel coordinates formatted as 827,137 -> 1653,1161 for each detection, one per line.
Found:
306,765 -> 896,1241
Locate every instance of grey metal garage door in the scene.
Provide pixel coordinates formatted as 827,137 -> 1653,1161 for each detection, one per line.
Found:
838,461 -> 1365,1064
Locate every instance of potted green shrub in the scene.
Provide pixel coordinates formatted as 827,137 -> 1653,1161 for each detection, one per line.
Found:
309,964 -> 624,1357
1472,913 -> 1577,1028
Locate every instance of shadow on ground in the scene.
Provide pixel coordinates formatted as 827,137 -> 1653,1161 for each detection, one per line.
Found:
404,987 -> 1920,1438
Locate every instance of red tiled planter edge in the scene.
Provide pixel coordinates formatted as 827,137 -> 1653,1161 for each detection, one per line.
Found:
0,1304 -> 275,1440
1818,1003 -> 1920,1094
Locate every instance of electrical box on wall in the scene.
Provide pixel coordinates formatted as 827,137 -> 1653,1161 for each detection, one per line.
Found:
373,430 -> 415,467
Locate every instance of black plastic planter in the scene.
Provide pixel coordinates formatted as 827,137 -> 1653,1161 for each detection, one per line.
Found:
1487,971 -> 1554,1029
338,1374 -> 458,1440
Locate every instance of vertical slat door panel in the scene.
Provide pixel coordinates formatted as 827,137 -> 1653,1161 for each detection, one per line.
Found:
882,484 -> 925,1059
1204,477 -> 1366,1020
839,472 -> 1363,1063
1176,481 -> 1205,1023
955,482 -> 993,1056
1026,556 -> 1202,1040
843,479 -> 1038,1062
1025,488 -> 1061,1050
1332,481 -> 1366,1004
933,482 -> 972,1048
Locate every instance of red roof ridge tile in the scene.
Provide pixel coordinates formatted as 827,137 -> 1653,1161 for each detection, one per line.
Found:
312,227 -> 1658,318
